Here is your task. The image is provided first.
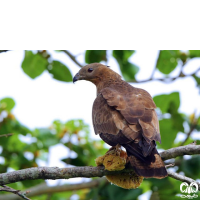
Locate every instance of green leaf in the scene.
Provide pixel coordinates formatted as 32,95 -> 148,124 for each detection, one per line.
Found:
179,156 -> 200,179
112,50 -> 138,81
87,182 -> 142,200
6,134 -> 27,152
189,50 -> 200,58
48,60 -> 72,82
101,184 -> 142,200
139,180 -> 151,193
120,62 -> 139,81
34,128 -> 59,148
149,177 -> 181,200
21,51 -> 48,79
22,179 -> 43,188
156,50 -> 179,74
0,117 -> 31,139
85,50 -> 107,63
112,50 -> 135,62
193,75 -> 200,86
63,157 -> 87,166
153,92 -> 180,113
159,119 -> 178,149
0,97 -> 15,111
154,92 -> 184,142
65,119 -> 89,134
171,113 -> 184,132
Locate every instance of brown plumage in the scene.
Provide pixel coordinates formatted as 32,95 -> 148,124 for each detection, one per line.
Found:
73,63 -> 168,179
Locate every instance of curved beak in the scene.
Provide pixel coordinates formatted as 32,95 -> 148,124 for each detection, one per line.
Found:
73,73 -> 80,83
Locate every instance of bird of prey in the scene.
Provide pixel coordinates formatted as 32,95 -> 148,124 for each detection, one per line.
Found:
73,63 -> 168,179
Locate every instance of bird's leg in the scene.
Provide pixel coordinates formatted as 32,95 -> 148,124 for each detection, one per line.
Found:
95,144 -> 127,171
106,144 -> 122,156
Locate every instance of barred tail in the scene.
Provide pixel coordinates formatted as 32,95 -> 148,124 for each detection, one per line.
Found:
123,141 -> 168,179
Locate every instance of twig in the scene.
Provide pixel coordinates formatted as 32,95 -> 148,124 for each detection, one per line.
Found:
0,178 -> 106,200
129,67 -> 200,84
165,163 -> 175,168
168,171 -> 200,191
0,185 -> 31,200
180,124 -> 196,146
62,50 -> 84,68
0,133 -> 13,138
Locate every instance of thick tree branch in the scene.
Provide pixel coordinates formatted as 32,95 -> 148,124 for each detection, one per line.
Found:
0,166 -> 115,186
0,178 -> 106,200
62,50 -> 84,68
0,144 -> 199,186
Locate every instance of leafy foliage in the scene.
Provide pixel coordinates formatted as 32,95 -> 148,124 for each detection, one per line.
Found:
189,50 -> 200,58
85,50 -> 107,63
0,97 -> 15,112
22,51 -> 48,79
48,60 -> 72,82
21,51 -> 72,82
156,50 -> 180,74
113,50 -> 139,81
153,92 -> 186,149
0,50 -> 200,200
87,182 -> 142,200
149,178 -> 183,200
154,92 -> 180,113
179,156 -> 200,179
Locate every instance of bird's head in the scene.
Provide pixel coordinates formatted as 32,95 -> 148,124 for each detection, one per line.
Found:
73,63 -> 113,85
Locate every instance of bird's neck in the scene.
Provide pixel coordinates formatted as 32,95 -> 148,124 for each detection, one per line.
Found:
95,72 -> 122,95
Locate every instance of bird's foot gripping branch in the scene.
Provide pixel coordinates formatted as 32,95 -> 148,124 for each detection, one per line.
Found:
95,144 -> 143,189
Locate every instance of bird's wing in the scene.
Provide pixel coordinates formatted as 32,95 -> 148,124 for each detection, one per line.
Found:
92,94 -> 119,136
101,87 -> 161,144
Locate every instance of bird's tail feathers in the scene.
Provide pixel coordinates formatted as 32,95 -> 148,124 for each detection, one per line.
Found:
123,141 -> 168,179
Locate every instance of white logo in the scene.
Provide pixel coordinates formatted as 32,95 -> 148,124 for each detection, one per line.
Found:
180,182 -> 198,199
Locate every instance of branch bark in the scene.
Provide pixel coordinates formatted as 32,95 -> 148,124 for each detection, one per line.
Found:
160,144 -> 200,161
0,185 -> 31,200
0,144 -> 199,186
0,166 -> 114,185
0,178 -> 106,200
168,171 -> 200,191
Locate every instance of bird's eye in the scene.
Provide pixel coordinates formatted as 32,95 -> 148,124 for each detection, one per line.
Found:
88,68 -> 93,73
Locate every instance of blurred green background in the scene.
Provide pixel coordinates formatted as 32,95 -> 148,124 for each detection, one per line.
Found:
0,50 -> 200,200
